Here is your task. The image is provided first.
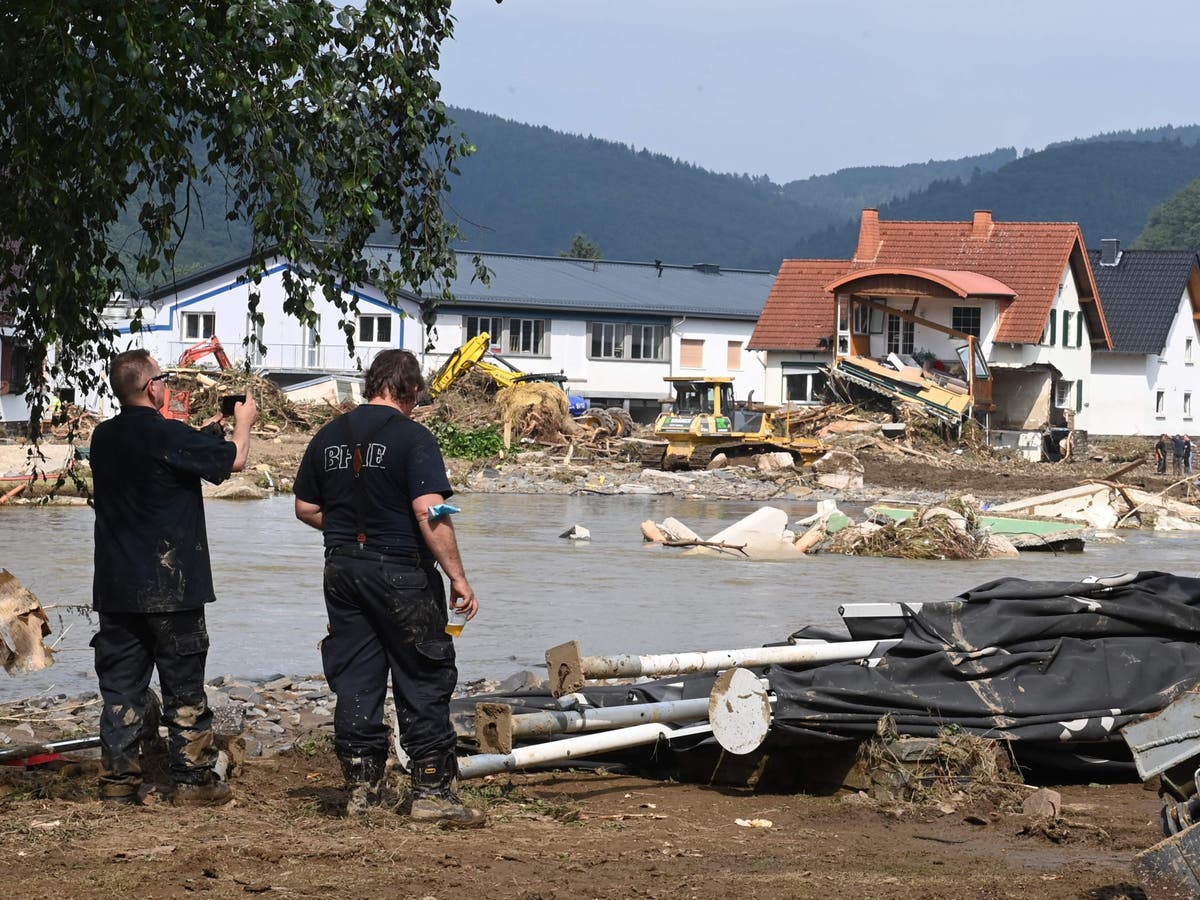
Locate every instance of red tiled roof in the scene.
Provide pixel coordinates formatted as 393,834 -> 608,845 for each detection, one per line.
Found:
747,259 -> 848,350
853,213 -> 1110,345
753,211 -> 1113,351
826,266 -> 1016,299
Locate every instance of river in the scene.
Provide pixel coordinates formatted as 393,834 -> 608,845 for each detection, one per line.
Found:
2,494 -> 1197,701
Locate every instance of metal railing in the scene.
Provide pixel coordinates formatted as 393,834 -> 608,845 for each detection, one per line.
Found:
164,341 -> 387,373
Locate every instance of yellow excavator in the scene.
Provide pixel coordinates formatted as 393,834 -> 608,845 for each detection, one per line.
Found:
428,332 -> 595,418
636,376 -> 826,470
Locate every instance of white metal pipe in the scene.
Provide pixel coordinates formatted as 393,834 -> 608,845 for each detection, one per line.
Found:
509,697 -> 709,740
458,723 -> 713,780
580,639 -> 898,680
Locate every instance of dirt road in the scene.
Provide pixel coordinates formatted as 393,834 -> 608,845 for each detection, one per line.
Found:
0,744 -> 1158,899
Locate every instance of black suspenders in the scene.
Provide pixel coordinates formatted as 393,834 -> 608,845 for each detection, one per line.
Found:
344,409 -> 399,547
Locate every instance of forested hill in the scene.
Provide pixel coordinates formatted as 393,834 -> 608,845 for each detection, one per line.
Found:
442,108 -> 839,267
441,109 -> 1019,268
778,148 -> 1017,221
789,139 -> 1200,259
137,112 -> 1200,287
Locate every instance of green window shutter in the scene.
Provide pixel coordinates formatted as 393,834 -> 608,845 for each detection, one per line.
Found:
1076,313 -> 1084,348
1048,313 -> 1056,346
1060,310 -> 1068,347
1075,381 -> 1083,413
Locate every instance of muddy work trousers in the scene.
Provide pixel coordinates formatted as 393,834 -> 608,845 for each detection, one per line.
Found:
321,549 -> 458,763
92,609 -> 217,794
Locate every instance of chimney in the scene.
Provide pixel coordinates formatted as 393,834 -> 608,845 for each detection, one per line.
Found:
1100,238 -> 1122,266
854,209 -> 881,262
971,210 -> 993,239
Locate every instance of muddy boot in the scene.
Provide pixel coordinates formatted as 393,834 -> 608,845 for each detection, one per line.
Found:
171,770 -> 233,807
409,751 -> 485,828
339,751 -> 387,817
99,781 -> 142,807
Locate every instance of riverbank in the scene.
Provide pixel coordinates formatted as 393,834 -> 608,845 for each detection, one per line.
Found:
0,677 -> 1162,899
2,431 -> 1180,509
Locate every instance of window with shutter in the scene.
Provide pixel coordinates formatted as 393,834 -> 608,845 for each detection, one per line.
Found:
727,341 -> 742,370
680,339 -> 704,368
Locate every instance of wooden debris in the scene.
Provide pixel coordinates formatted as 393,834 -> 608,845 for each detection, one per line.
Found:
0,570 -> 55,674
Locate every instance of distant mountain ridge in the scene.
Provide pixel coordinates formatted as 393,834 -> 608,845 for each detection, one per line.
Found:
137,113 -> 1200,290
789,138 -> 1200,259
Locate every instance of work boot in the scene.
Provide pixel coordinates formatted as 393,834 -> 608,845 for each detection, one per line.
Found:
339,751 -> 387,817
171,771 -> 233,807
409,751 -> 485,828
99,782 -> 143,807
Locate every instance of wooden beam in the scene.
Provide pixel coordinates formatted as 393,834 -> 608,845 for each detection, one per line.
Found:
854,296 -> 976,341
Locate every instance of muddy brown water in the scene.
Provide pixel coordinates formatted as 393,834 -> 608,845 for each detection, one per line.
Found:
3,494 -> 1198,700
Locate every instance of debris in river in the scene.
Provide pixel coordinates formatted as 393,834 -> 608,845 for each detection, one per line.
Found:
0,570 -> 54,674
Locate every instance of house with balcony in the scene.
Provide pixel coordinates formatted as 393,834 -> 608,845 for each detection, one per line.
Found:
129,254 -> 419,380
129,249 -> 775,421
1086,240 -> 1200,436
749,209 -> 1113,439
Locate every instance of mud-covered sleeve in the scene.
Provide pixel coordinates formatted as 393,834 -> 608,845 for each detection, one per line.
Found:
404,424 -> 453,500
163,420 -> 237,485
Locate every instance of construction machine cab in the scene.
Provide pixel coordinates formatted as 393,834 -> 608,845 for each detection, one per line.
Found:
655,377 -> 735,436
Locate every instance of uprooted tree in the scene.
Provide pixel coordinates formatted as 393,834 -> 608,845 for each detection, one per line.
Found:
0,1 -> 485,437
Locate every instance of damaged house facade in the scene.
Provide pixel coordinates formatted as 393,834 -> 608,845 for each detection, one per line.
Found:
1086,240 -> 1200,436
750,209 -> 1114,443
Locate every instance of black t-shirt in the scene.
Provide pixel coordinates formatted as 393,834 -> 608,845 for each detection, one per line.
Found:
293,404 -> 452,553
91,406 -> 236,613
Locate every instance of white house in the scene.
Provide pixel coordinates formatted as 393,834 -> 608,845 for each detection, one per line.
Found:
1087,240 -> 1200,437
750,210 -> 1113,441
129,250 -> 775,421
406,251 -> 773,421
127,254 -> 421,377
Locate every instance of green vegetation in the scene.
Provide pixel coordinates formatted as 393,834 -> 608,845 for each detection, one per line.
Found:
1134,177 -> 1200,249
560,232 -> 602,259
101,114 -> 1200,291
792,137 -> 1200,258
427,421 -> 505,460
780,148 -> 1017,220
2,2 -> 480,427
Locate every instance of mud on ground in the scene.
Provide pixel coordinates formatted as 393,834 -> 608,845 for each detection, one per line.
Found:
0,745 -> 1160,899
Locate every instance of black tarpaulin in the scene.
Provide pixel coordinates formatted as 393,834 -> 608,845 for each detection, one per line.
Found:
770,571 -> 1200,742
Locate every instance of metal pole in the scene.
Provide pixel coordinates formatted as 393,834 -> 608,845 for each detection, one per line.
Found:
0,736 -> 100,764
546,638 -> 898,696
477,696 -> 712,755
458,722 -> 714,780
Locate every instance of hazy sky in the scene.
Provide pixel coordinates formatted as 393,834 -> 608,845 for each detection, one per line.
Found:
437,0 -> 1199,184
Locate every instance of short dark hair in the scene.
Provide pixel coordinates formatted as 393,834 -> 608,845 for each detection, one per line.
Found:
110,349 -> 157,404
364,349 -> 424,403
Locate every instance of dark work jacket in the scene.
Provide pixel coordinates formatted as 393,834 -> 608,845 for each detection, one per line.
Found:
293,404 -> 452,553
91,405 -> 236,613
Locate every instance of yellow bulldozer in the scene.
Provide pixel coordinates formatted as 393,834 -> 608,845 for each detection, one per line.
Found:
636,376 -> 826,470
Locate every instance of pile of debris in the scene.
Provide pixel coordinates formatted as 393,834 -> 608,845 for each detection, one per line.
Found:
168,370 -> 316,433
640,499 -> 1022,561
994,479 -> 1200,531
414,370 -> 641,456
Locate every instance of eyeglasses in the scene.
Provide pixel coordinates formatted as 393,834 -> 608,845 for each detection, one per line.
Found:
141,372 -> 173,391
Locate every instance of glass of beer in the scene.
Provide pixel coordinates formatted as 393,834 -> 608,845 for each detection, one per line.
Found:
445,608 -> 468,637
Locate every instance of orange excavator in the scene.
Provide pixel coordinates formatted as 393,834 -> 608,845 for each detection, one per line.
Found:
162,337 -> 232,422
177,336 -> 232,370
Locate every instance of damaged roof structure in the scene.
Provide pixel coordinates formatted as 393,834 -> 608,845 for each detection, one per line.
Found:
751,209 -> 1115,441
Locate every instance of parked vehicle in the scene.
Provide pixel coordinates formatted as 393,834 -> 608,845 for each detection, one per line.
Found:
638,376 -> 825,470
